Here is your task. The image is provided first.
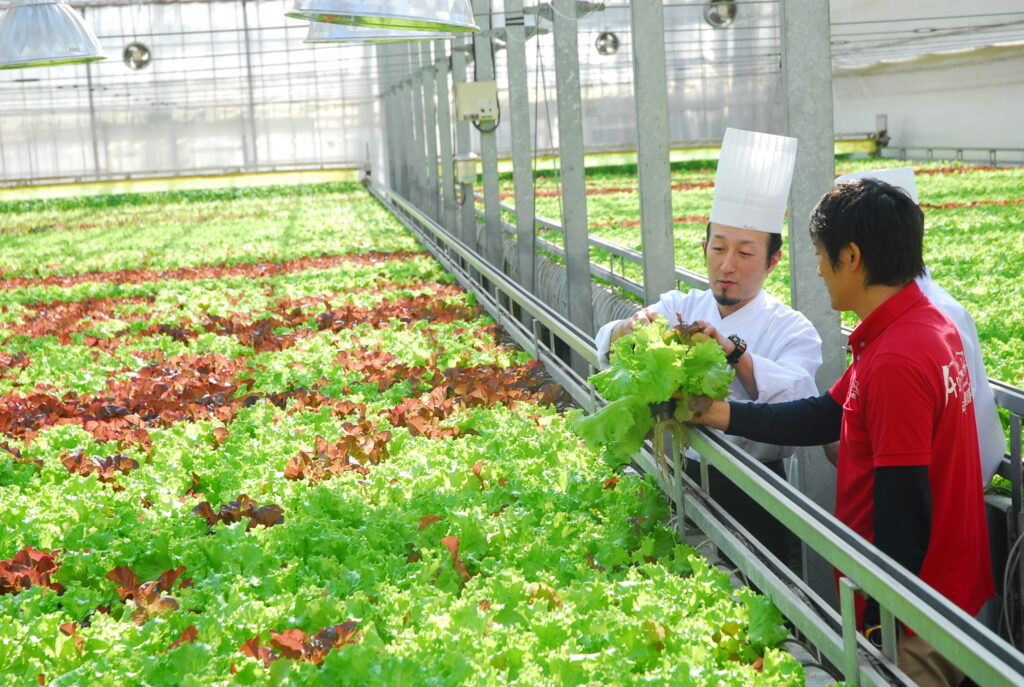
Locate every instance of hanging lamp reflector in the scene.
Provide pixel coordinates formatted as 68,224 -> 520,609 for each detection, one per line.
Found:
287,0 -> 479,33
304,21 -> 452,43
0,0 -> 106,69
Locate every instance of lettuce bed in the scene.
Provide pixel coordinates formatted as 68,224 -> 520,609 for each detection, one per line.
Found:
0,185 -> 802,686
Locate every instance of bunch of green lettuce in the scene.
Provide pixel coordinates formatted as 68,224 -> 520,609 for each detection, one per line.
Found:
573,319 -> 734,466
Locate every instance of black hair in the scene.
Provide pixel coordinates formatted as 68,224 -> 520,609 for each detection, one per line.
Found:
704,223 -> 783,268
809,178 -> 925,287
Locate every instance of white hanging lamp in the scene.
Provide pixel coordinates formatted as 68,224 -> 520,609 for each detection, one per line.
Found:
0,0 -> 106,69
304,21 -> 452,44
287,0 -> 478,33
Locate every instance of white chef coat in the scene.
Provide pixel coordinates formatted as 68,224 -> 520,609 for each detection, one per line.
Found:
594,288 -> 823,462
917,269 -> 1007,485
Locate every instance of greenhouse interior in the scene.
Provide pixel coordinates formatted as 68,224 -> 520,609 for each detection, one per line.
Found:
1,0 -> 1023,685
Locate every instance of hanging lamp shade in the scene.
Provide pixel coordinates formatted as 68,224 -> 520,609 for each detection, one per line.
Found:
0,0 -> 106,69
287,0 -> 478,33
305,21 -> 452,43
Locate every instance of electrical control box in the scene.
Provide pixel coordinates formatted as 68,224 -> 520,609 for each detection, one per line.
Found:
453,81 -> 499,122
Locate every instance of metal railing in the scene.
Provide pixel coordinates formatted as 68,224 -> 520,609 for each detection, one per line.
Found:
0,161 -> 369,190
371,177 -> 1024,686
881,146 -> 1024,168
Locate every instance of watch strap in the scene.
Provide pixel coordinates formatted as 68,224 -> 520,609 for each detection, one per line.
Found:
725,334 -> 747,366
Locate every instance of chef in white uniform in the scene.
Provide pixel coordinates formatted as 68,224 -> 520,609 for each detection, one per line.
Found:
835,167 -> 1007,486
594,128 -> 824,562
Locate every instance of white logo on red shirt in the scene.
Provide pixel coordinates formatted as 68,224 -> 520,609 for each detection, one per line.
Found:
942,351 -> 972,413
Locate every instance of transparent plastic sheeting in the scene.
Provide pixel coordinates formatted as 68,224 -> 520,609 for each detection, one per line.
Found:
0,0 -> 387,183
830,0 -> 1024,151
830,0 -> 1024,70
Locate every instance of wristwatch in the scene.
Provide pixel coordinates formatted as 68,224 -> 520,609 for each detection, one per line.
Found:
725,334 -> 747,366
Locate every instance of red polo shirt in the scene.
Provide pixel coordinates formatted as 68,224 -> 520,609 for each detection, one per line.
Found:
829,281 -> 993,619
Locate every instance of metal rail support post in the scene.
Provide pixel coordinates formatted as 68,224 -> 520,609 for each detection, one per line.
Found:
1012,413 -> 1023,647
630,0 -> 675,303
451,37 -> 475,250
435,41 -> 457,232
385,87 -> 398,191
85,58 -> 102,178
376,45 -> 394,189
839,576 -> 862,684
239,0 -> 259,170
472,0 -> 503,271
781,0 -> 843,608
505,0 -> 537,294
421,42 -> 441,223
389,44 -> 412,201
381,45 -> 408,198
408,46 -> 428,212
398,76 -> 414,200
552,0 -> 595,338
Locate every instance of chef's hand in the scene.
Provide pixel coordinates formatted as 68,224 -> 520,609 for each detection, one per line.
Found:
693,320 -> 736,357
611,308 -> 660,342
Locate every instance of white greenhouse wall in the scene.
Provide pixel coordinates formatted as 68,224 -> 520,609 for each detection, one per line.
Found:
832,45 -> 1024,153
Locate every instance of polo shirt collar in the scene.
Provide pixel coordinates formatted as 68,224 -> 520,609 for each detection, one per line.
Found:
848,280 -> 927,352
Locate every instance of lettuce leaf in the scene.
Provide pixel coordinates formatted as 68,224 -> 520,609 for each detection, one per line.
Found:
574,320 -> 734,465
570,397 -> 653,467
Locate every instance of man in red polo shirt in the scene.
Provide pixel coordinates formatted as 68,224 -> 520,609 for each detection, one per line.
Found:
688,177 -> 993,686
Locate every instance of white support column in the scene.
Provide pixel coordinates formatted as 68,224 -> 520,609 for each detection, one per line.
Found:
385,45 -> 412,198
505,0 -> 536,293
553,0 -> 594,336
392,44 -> 415,200
451,37 -> 475,249
421,42 -> 441,222
434,41 -> 457,231
781,0 -> 843,608
630,0 -> 675,304
399,76 -> 414,200
408,46 -> 428,211
376,44 -> 397,189
388,92 -> 401,190
472,0 -> 503,270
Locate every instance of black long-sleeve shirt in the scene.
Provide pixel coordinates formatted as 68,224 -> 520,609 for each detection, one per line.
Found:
725,393 -> 932,611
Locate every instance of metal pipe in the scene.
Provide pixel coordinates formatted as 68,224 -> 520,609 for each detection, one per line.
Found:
240,0 -> 259,169
629,0 -> 675,303
473,0 -> 503,272
504,0 -> 537,295
420,42 -> 440,223
552,0 -> 594,337
434,40 -> 456,232
840,577 -> 862,684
